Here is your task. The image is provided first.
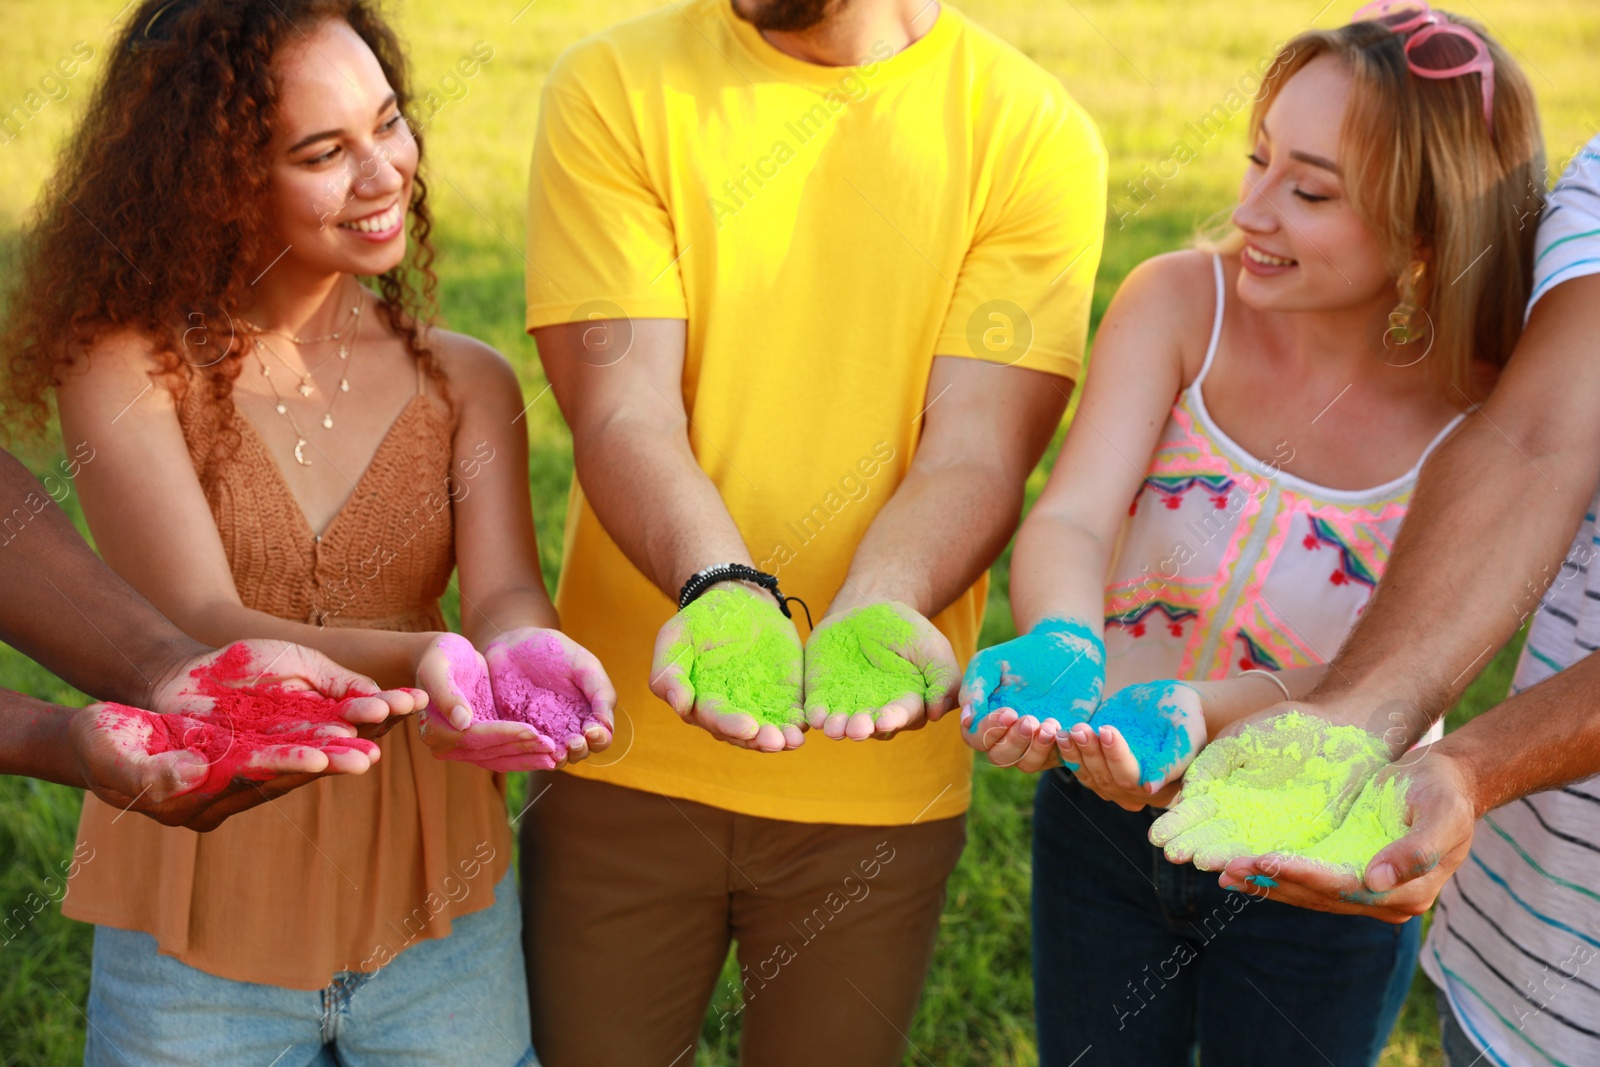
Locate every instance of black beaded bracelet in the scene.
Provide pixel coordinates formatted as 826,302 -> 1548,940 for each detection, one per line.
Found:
678,563 -> 793,618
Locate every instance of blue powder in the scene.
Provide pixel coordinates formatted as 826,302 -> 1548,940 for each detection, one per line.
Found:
964,618 -> 1105,732
1246,874 -> 1278,888
1089,680 -> 1197,787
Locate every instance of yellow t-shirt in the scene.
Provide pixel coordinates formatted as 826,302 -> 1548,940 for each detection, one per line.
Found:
526,0 -> 1105,825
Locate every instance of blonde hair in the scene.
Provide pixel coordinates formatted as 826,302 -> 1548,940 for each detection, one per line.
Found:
1206,16 -> 1544,396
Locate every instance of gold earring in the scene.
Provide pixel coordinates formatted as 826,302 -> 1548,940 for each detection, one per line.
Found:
1387,260 -> 1429,347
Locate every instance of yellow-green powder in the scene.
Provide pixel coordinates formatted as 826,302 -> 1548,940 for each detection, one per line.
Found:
677,589 -> 802,727
1302,773 -> 1410,872
805,605 -> 926,719
1180,711 -> 1408,874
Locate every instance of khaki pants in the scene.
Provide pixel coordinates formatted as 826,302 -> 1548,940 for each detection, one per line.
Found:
519,771 -> 967,1066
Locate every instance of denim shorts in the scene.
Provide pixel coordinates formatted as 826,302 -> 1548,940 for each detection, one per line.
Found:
1033,769 -> 1421,1067
83,869 -> 537,1067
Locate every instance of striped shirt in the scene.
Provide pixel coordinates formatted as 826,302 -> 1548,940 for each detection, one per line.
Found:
1422,135 -> 1600,1067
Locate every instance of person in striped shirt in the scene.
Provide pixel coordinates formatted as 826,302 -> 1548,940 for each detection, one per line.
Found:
1174,134 -> 1600,1067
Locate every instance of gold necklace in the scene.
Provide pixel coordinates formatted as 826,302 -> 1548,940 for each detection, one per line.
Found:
243,279 -> 362,346
253,314 -> 359,466
252,299 -> 363,398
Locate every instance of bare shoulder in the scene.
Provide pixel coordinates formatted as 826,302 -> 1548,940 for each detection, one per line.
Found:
1115,249 -> 1220,322
424,327 -> 525,413
1106,249 -> 1225,382
58,326 -> 181,406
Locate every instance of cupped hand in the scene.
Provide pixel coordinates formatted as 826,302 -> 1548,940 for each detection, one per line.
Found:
650,585 -> 806,752
803,601 -> 957,741
1148,709 -> 1390,870
76,639 -> 424,831
1060,680 -> 1206,810
960,618 -> 1104,768
69,702 -> 365,832
151,639 -> 424,741
485,627 -> 617,764
414,633 -> 564,771
1215,746 -> 1475,923
966,710 -> 1067,773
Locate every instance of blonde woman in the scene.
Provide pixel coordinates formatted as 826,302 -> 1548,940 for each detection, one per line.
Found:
959,5 -> 1543,1064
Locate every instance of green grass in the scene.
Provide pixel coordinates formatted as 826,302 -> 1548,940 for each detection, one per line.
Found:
0,0 -> 1591,1062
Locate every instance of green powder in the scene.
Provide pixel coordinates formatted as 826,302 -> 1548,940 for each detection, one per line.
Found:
805,604 -> 927,719
1302,773 -> 1410,873
1176,711 -> 1406,873
676,589 -> 803,727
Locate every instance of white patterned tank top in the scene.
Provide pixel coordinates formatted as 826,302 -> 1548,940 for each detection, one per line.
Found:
1101,254 -> 1467,695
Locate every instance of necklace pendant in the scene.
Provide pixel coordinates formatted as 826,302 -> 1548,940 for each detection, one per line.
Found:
293,438 -> 311,466
261,363 -> 271,377
275,402 -> 288,415
322,413 -> 334,430
339,378 -> 349,392
297,380 -> 315,398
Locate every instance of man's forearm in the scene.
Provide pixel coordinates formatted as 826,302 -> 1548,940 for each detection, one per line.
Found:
1311,415 -> 1586,728
573,418 -> 757,598
832,457 -> 1025,619
0,450 -> 207,709
1438,650 -> 1600,815
0,690 -> 82,787
1311,277 -> 1600,735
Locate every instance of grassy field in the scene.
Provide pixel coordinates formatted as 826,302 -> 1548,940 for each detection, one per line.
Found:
0,0 -> 1592,1062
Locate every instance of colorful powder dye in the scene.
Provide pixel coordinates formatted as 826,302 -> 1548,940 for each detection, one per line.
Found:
804,604 -> 928,719
439,633 -> 492,726
963,617 -> 1104,730
1090,680 -> 1198,787
117,643 -> 369,795
675,588 -> 802,727
1301,773 -> 1411,874
438,632 -> 592,745
486,632 -> 590,744
1152,711 -> 1396,870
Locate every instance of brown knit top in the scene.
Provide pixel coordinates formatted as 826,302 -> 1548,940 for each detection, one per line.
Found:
63,363 -> 512,990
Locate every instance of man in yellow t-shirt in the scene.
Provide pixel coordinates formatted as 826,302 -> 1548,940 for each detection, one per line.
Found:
521,0 -> 1104,1059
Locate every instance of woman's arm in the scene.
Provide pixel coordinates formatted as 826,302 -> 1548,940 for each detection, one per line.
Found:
437,332 -> 560,643
964,252 -> 1216,768
1009,251 -> 1214,631
418,332 -> 615,765
55,332 -> 436,689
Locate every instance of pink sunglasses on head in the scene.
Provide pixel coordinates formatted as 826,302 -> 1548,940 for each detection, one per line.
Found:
1352,0 -> 1496,130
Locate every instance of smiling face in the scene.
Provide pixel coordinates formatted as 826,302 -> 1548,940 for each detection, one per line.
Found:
262,18 -> 416,281
1230,54 -> 1395,314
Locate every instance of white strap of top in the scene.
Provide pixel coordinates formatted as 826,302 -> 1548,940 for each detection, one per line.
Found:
1410,407 -> 1473,476
1189,249 -> 1466,486
1195,253 -> 1226,389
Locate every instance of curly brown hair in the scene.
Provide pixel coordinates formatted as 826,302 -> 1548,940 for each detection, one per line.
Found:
0,0 -> 440,441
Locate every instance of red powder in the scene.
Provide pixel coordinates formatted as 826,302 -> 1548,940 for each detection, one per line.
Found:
485,633 -> 590,746
114,643 -> 369,795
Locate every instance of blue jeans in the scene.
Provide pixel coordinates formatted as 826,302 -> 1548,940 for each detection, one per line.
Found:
83,870 -> 536,1066
1435,982 -> 1491,1067
1033,770 -> 1421,1067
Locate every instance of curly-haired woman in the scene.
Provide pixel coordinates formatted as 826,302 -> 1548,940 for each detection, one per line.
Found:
0,2 -> 613,1062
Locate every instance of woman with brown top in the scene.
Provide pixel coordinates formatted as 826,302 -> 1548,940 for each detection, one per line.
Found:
0,1 -> 612,1062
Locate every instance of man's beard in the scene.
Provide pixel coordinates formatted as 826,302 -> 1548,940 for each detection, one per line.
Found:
732,0 -> 844,33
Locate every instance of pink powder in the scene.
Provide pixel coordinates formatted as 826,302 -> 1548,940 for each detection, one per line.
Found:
437,633 -> 493,720
485,632 -> 590,746
120,643 -> 368,794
